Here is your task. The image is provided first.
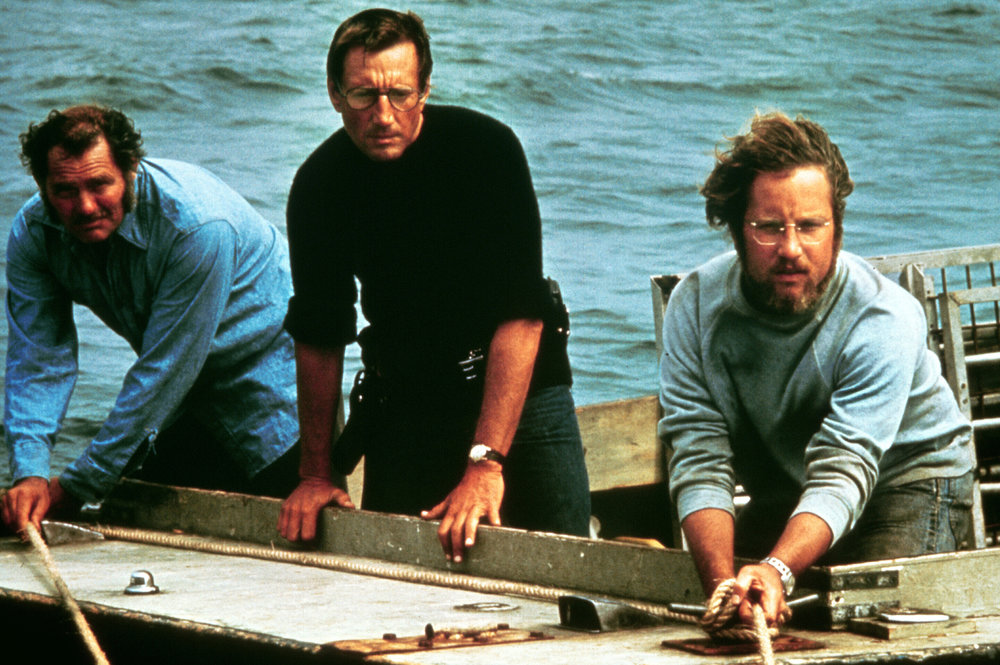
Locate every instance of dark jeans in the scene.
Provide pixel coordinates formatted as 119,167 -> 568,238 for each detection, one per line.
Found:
734,471 -> 975,563
361,384 -> 592,537
130,410 -> 301,498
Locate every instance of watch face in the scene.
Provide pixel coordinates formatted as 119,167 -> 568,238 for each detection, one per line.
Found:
469,444 -> 489,462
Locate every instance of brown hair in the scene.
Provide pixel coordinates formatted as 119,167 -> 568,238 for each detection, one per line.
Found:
700,112 -> 853,252
20,105 -> 144,186
326,8 -> 433,93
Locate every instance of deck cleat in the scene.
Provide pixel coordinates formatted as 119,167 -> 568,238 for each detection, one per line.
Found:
124,570 -> 160,595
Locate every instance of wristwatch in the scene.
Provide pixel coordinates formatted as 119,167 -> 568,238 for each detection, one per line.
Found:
468,443 -> 506,466
761,556 -> 795,596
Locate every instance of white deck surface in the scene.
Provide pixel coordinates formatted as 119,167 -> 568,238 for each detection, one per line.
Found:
3,536 -> 998,664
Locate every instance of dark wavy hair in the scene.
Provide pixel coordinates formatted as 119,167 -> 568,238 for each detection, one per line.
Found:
326,8 -> 433,93
20,105 -> 145,187
700,112 -> 853,254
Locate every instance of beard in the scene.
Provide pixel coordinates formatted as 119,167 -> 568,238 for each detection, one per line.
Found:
742,254 -> 838,315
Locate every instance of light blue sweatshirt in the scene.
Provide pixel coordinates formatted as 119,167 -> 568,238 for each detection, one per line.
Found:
659,251 -> 973,543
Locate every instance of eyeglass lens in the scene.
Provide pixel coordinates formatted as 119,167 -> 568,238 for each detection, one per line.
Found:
750,222 -> 829,245
344,88 -> 421,111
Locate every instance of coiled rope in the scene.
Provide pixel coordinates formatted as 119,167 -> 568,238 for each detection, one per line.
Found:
23,523 -> 110,665
698,578 -> 777,665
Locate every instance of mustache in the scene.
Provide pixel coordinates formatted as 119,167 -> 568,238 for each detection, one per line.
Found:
71,212 -> 112,225
771,261 -> 809,274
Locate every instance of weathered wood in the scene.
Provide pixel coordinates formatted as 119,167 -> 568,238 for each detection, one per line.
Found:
575,395 -> 662,491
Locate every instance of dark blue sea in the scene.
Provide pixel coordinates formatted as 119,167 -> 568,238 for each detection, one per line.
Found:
1,0 -> 998,483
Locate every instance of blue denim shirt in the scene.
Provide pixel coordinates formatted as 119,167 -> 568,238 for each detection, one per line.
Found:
5,158 -> 299,503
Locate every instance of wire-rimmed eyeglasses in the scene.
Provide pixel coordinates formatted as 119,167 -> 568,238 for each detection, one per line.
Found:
747,220 -> 832,246
339,86 -> 425,112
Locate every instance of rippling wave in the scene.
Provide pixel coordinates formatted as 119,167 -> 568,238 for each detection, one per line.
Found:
2,0 -> 999,482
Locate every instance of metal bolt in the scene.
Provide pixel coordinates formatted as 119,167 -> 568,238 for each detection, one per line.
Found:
124,569 -> 160,595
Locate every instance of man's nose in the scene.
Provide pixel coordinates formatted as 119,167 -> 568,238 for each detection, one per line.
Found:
372,95 -> 395,124
776,225 -> 804,256
76,191 -> 99,216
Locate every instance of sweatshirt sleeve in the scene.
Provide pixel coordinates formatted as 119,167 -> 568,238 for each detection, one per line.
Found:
792,294 -> 927,542
659,273 -> 737,523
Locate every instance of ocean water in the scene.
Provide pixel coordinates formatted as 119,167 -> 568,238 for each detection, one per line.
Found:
1,0 -> 998,483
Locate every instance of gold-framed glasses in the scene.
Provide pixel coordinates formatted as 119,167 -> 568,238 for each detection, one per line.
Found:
340,86 -> 424,111
747,220 -> 831,246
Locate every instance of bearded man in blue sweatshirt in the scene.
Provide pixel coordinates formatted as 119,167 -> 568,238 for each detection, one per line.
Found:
659,112 -> 974,630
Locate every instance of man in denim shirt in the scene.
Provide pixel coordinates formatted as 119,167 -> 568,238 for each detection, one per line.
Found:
1,105 -> 300,534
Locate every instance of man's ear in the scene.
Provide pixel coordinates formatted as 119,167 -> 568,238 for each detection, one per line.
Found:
328,78 -> 343,112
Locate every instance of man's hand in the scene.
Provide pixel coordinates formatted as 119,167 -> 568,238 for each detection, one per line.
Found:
733,562 -> 792,628
422,462 -> 504,563
1,476 -> 54,535
278,477 -> 355,542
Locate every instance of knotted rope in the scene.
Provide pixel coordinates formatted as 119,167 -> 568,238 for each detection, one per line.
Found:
22,523 -> 110,665
698,578 -> 777,665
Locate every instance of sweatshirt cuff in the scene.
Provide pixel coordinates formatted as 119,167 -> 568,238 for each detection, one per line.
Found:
676,485 -> 736,525
792,492 -> 852,545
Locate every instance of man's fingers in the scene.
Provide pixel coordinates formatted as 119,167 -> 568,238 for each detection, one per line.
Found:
486,504 -> 501,527
463,513 -> 481,549
27,502 -> 46,532
331,489 -> 356,509
299,512 -> 317,541
421,500 -> 446,520
450,509 -> 472,563
437,512 -> 455,560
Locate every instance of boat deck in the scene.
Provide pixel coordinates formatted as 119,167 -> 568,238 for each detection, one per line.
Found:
2,491 -> 999,664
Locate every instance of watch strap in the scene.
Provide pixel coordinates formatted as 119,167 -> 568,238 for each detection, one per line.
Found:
469,443 -> 506,465
760,556 -> 795,596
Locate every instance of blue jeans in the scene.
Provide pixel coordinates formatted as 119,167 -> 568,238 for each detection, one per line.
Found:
361,384 -> 592,537
821,471 -> 974,564
734,471 -> 975,563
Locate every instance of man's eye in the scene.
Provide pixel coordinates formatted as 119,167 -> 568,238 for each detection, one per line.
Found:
759,223 -> 784,234
389,89 -> 415,101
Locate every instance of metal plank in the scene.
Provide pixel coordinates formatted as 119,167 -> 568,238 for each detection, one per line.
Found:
865,244 -> 1000,274
804,548 -> 1000,625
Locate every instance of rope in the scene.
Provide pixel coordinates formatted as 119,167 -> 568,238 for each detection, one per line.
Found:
698,578 -> 778,665
23,523 -> 110,665
88,523 -> 700,624
86,524 -> 781,664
